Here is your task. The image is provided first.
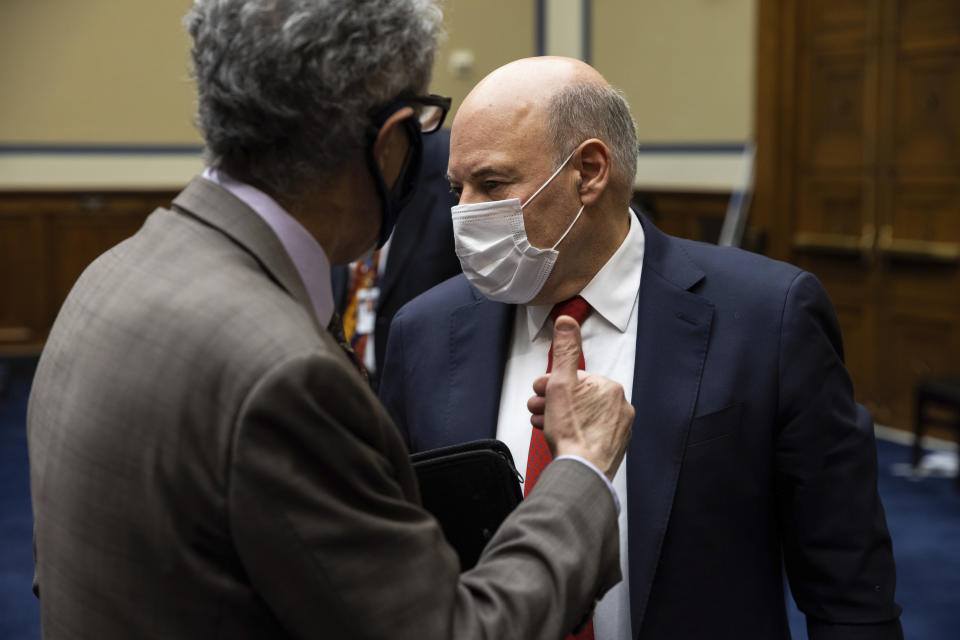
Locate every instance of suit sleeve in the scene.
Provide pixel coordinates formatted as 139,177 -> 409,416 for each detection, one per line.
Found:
227,350 -> 620,640
774,271 -> 903,639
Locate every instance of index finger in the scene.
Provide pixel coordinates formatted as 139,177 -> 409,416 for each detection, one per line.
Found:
534,371 -> 592,396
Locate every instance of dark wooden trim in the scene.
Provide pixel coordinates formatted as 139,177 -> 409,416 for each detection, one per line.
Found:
754,0 -> 778,258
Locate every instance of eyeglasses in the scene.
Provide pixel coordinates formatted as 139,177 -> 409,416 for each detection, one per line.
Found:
408,94 -> 451,133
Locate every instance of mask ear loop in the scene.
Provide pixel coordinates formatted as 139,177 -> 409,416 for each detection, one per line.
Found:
550,204 -> 585,250
521,146 -> 580,209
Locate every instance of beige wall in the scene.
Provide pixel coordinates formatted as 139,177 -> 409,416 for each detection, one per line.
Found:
429,0 -> 536,122
0,0 -> 198,144
0,0 -> 753,146
0,0 -> 534,146
0,0 -> 753,188
594,0 -> 756,143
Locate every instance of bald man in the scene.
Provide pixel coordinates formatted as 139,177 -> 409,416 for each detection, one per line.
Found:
379,57 -> 903,640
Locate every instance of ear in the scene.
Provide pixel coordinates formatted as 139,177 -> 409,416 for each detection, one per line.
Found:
373,106 -> 415,183
574,139 -> 611,207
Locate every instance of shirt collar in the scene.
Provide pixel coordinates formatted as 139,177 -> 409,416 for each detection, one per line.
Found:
524,209 -> 645,339
202,168 -> 335,327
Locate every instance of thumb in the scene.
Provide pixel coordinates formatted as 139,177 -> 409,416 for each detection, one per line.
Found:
550,315 -> 582,383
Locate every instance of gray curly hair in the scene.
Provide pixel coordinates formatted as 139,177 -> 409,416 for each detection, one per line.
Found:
185,0 -> 443,200
547,83 -> 638,204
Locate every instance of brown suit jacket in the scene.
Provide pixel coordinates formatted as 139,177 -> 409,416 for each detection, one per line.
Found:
27,177 -> 620,640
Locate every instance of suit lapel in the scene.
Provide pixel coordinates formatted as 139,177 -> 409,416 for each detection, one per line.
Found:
445,289 -> 513,443
171,177 -> 325,335
377,190 -> 433,311
627,217 -> 714,631
381,126 -> 451,311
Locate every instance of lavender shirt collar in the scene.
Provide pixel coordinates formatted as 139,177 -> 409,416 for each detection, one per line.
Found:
202,168 -> 334,327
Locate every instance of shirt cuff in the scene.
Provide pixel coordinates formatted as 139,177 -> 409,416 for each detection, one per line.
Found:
554,455 -> 621,514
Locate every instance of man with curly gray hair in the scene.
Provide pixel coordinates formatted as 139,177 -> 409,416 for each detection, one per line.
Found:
27,2 -> 633,639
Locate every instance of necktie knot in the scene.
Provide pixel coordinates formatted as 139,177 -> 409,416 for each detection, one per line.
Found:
546,296 -> 590,375
550,295 -> 591,326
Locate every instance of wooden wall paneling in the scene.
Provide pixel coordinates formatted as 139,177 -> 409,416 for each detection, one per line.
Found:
884,0 -> 960,277
801,51 -> 877,171
634,191 -> 731,245
865,0 -> 899,422
0,203 -> 46,348
894,51 -> 960,174
803,0 -> 873,51
754,0 -> 801,263
795,0 -> 879,252
874,0 -> 960,426
880,306 -> 960,427
46,195 -> 161,326
756,0 -> 960,430
0,191 -> 174,352
751,0 -> 780,243
799,0 -> 876,172
876,0 -> 898,284
879,176 -> 960,427
793,177 -> 876,254
795,0 -> 883,410
897,0 -> 960,51
883,256 -> 960,307
893,0 -> 960,180
886,179 -> 960,259
777,0 -> 802,263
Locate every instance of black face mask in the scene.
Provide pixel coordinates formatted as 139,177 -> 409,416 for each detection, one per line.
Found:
365,102 -> 424,249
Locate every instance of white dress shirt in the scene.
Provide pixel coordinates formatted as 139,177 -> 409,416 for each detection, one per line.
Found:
496,210 -> 645,640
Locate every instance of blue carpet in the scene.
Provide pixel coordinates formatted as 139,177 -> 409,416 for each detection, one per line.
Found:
786,437 -> 960,639
1,359 -> 958,638
0,358 -> 40,640
873,438 -> 960,637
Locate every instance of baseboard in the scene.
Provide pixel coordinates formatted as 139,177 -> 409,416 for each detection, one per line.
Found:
875,424 -> 956,452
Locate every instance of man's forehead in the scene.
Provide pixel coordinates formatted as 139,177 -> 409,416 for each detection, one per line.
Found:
447,136 -> 548,183
448,103 -> 549,179
447,148 -> 516,179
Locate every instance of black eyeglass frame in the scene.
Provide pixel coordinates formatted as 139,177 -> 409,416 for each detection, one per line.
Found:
370,93 -> 451,134
407,93 -> 452,134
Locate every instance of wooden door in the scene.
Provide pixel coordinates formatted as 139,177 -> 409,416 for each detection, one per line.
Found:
755,0 -> 960,430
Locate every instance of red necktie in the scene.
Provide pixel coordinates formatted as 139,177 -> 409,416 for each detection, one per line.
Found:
524,295 -> 594,640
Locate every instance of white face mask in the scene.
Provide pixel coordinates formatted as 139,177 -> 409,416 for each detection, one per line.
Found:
451,148 -> 585,304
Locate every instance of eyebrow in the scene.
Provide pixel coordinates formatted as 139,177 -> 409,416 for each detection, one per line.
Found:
447,166 -> 514,184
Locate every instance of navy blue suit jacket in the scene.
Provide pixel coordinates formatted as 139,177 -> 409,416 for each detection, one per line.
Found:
379,214 -> 902,639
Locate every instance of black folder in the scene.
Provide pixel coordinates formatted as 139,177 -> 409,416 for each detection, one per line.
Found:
411,439 -> 523,571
